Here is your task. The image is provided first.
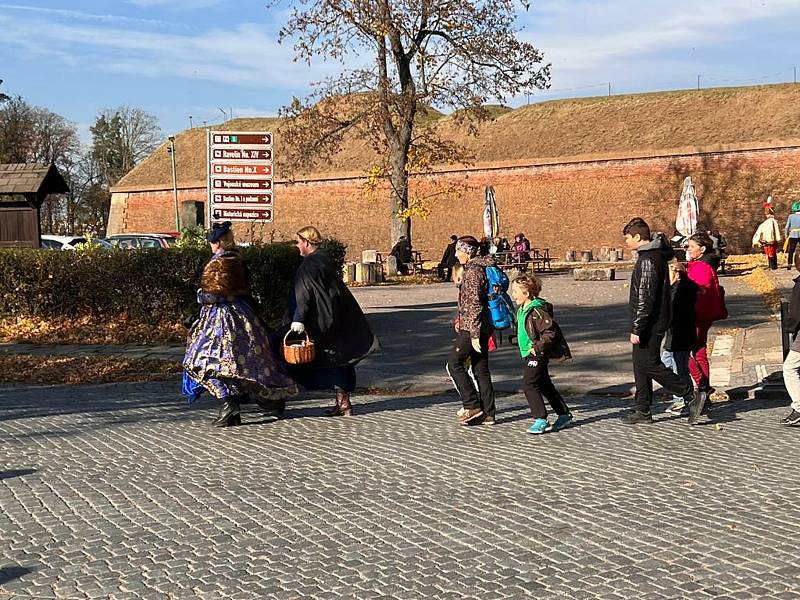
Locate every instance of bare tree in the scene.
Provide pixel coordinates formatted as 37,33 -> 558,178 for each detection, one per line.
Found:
0,95 -> 81,233
87,106 -> 162,234
276,0 -> 550,243
91,106 -> 162,187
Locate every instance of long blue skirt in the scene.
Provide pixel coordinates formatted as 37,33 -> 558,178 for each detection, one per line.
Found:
183,299 -> 298,401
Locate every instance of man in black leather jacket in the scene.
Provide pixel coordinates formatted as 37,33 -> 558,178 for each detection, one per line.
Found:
622,218 -> 707,425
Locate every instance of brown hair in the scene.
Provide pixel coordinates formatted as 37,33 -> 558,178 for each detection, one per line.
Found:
297,225 -> 323,245
512,274 -> 542,298
216,230 -> 236,251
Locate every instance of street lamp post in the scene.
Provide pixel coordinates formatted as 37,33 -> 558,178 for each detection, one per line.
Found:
168,135 -> 180,231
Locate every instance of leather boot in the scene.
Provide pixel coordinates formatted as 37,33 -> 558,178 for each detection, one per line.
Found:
325,390 -> 353,417
212,396 -> 242,427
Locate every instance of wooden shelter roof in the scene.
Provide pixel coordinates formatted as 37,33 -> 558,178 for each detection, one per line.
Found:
0,163 -> 69,198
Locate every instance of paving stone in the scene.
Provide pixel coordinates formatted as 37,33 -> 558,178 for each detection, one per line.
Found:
1,271 -> 798,598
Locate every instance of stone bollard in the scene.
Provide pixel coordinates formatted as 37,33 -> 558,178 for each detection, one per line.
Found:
597,247 -> 609,262
581,250 -> 593,263
362,250 -> 378,263
572,267 -> 616,281
386,255 -> 399,276
608,249 -> 619,263
565,250 -> 577,262
355,262 -> 382,284
342,262 -> 357,283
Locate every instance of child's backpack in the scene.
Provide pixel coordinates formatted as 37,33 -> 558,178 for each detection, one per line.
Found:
484,265 -> 514,330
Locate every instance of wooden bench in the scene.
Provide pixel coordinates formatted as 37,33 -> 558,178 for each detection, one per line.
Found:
495,248 -> 552,272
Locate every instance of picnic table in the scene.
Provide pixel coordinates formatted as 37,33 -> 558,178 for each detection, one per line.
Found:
493,249 -> 552,272
375,250 -> 426,274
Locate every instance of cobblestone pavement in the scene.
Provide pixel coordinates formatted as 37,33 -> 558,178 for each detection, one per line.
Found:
2,381 -> 800,599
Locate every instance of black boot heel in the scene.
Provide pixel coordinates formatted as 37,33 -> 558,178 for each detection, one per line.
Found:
212,397 -> 242,427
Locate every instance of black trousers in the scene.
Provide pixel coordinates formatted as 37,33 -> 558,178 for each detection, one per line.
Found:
447,330 -> 495,416
788,238 -> 799,268
437,263 -> 452,281
522,355 -> 569,419
632,333 -> 693,413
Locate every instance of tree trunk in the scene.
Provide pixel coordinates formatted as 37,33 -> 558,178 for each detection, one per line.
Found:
388,146 -> 411,247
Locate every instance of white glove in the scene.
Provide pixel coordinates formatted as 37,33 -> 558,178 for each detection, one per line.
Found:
471,338 -> 481,353
290,321 -> 305,334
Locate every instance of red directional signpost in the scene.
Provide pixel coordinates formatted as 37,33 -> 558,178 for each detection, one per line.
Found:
207,131 -> 273,223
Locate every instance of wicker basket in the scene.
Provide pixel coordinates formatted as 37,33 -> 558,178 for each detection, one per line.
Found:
282,331 -> 316,365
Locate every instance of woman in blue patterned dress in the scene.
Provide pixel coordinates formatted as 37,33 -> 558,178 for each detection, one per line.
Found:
183,222 -> 297,427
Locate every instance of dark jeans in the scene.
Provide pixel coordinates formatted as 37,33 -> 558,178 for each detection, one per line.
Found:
789,237 -> 799,268
632,334 -> 693,413
447,330 -> 495,416
522,355 -> 569,419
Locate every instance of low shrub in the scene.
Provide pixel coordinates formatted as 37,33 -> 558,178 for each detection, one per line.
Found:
0,238 -> 346,326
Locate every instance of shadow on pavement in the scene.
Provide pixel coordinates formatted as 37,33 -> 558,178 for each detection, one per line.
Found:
0,565 -> 34,586
0,468 -> 36,480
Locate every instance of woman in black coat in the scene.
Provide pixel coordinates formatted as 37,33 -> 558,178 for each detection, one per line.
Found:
287,226 -> 377,416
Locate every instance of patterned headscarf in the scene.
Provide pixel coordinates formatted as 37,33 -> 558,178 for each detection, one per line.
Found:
456,238 -> 479,257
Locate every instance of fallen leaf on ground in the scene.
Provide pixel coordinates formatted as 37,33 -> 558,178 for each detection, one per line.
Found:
0,354 -> 181,385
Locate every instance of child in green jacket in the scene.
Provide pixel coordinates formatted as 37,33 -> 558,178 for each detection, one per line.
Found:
510,275 -> 574,434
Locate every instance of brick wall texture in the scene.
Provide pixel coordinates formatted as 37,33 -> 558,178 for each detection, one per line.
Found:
109,145 -> 800,261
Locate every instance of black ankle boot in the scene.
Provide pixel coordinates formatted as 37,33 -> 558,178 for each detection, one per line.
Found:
212,396 -> 242,427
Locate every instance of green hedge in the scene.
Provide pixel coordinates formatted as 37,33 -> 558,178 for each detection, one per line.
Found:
0,239 -> 346,325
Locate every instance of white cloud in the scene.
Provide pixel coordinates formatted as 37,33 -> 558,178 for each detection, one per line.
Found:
0,3 -> 171,26
0,12 -> 337,90
126,0 -> 227,8
521,0 -> 800,77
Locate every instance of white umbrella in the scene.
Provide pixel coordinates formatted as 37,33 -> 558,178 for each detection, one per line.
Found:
483,186 -> 500,252
675,176 -> 698,238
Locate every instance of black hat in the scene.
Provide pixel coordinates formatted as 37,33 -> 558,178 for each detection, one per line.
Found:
207,221 -> 232,242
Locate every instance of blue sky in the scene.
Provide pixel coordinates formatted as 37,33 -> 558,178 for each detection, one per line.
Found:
2,0 -> 799,144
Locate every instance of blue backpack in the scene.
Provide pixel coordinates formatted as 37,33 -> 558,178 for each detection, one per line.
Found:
485,265 -> 514,330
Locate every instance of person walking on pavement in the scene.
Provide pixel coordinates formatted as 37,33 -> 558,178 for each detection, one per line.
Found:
182,222 -> 297,427
781,251 -> 800,426
662,259 -> 698,415
510,274 -> 574,434
686,231 -> 727,397
752,206 -> 781,270
287,226 -> 377,417
622,217 -> 706,425
447,235 -> 497,425
438,234 -> 458,281
785,202 -> 800,270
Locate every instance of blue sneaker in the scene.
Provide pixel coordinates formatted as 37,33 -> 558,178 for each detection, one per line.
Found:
549,413 -> 574,432
527,418 -> 549,434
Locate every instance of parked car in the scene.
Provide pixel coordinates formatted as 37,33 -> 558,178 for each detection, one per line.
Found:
40,236 -> 115,250
40,235 -> 88,250
106,233 -> 178,249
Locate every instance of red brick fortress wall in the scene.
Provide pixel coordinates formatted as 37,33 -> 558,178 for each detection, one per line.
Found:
109,145 -> 800,260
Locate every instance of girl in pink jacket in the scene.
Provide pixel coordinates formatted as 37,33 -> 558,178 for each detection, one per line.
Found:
686,232 -> 726,394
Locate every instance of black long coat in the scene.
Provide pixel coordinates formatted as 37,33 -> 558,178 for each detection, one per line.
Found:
291,250 -> 376,368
